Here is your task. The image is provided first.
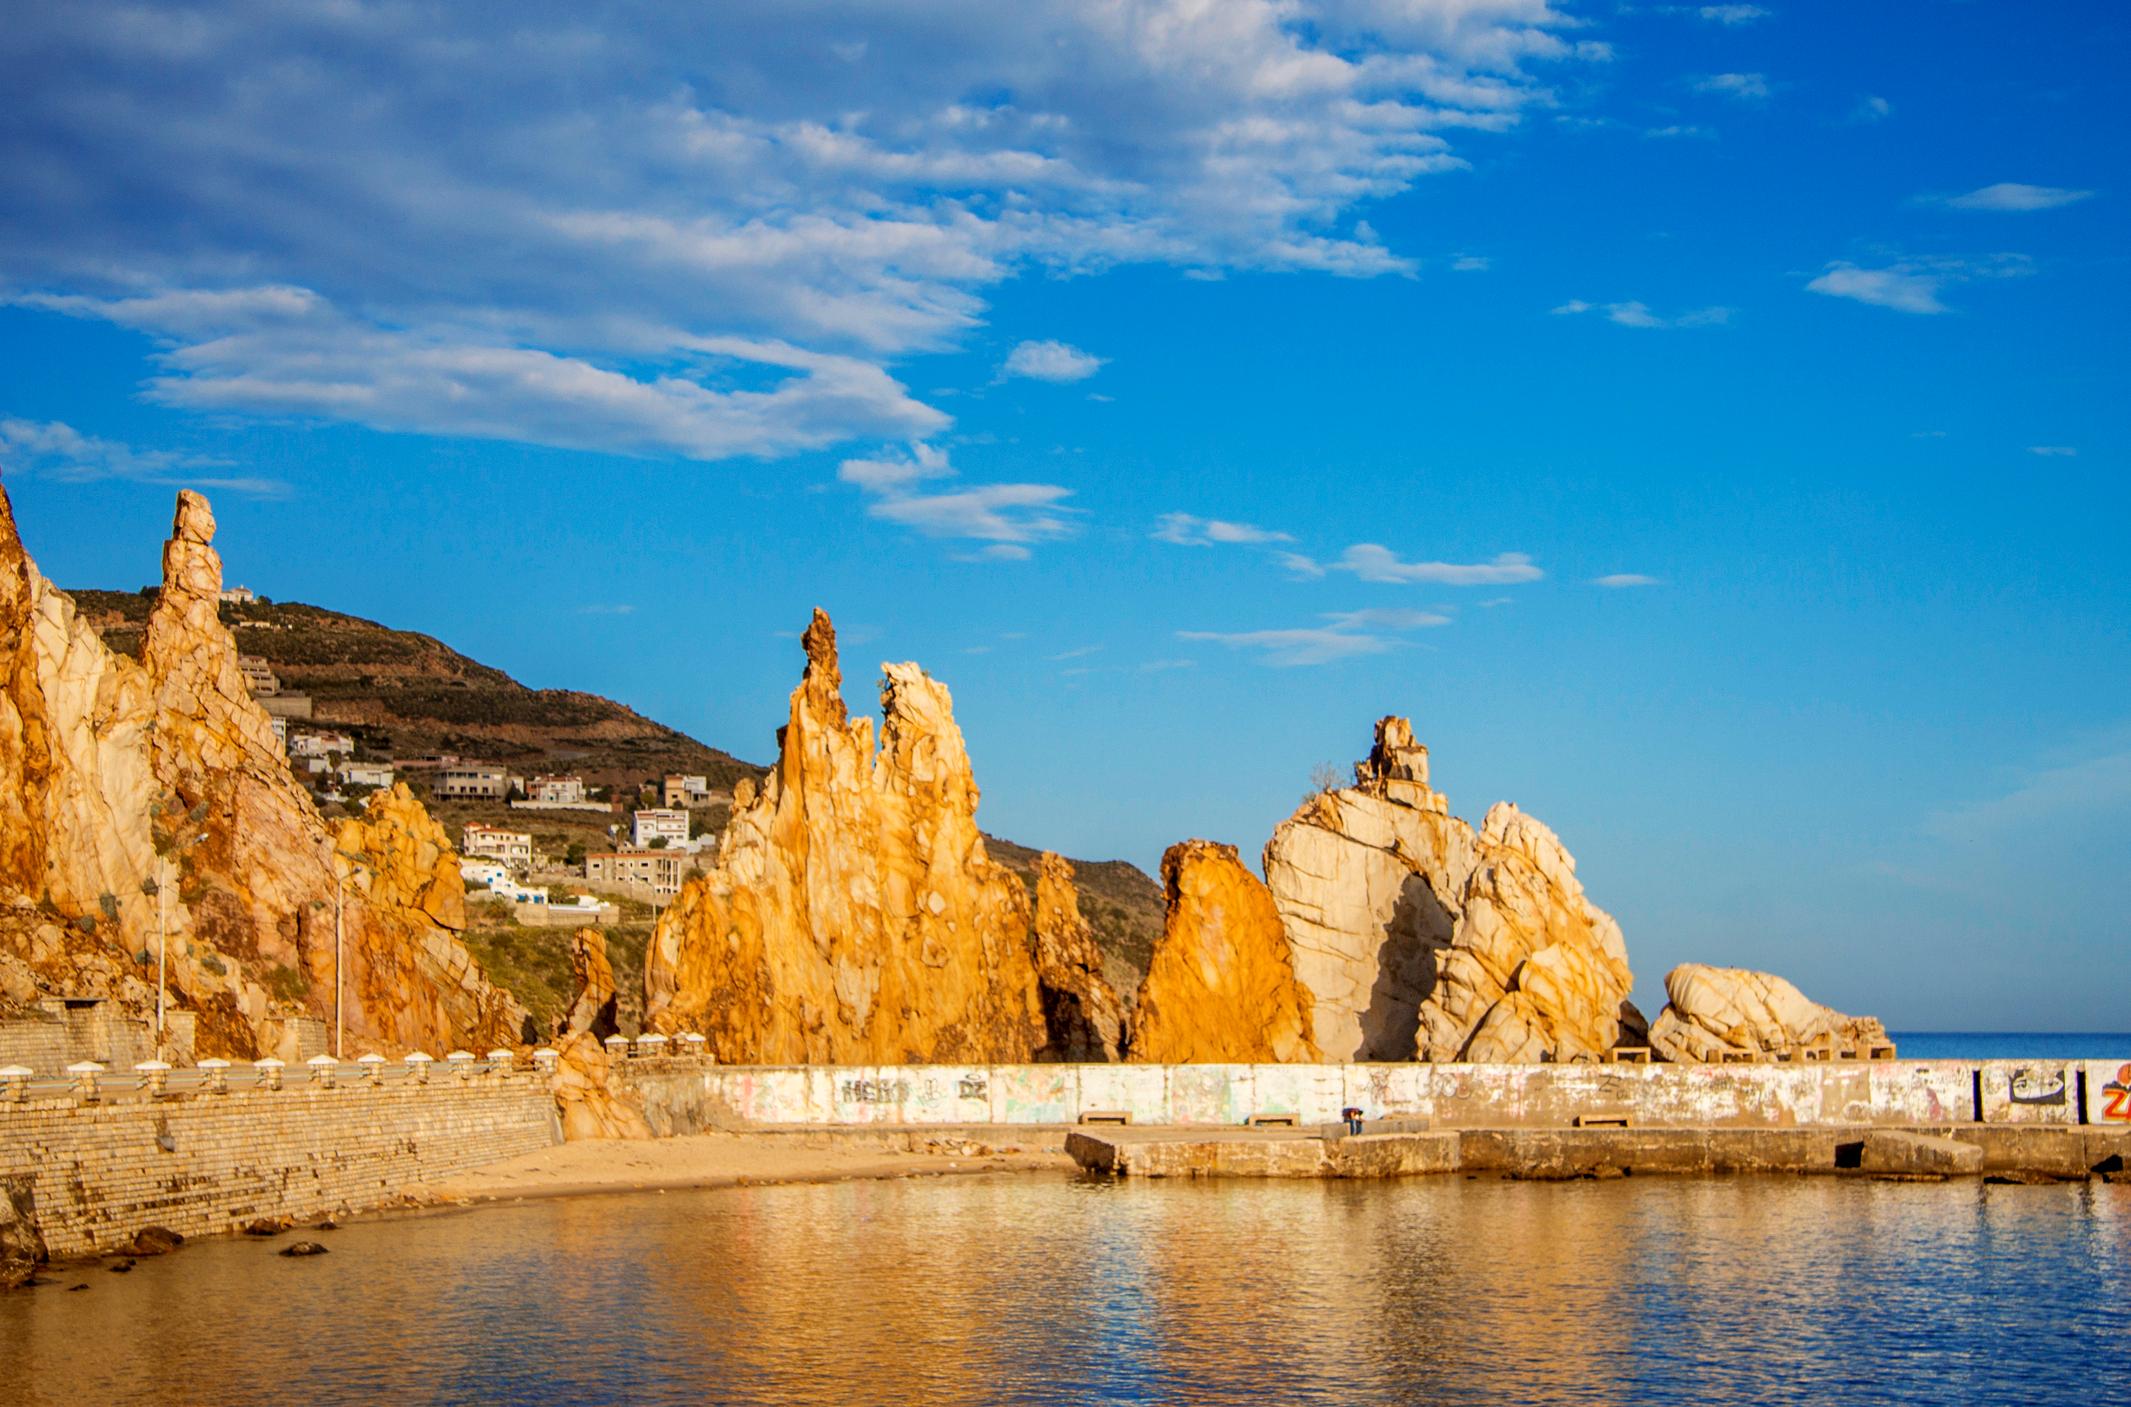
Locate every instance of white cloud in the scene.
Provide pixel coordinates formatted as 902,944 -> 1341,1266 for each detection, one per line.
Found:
1180,603 -> 1450,667
1697,5 -> 1769,23
1805,255 -> 2032,315
1592,573 -> 1662,588
1152,512 -> 1294,547
840,441 -> 1075,555
1942,183 -> 2094,212
1451,255 -> 1492,272
1048,645 -> 1103,661
1853,95 -> 1892,123
1277,551 -> 1329,579
1644,124 -> 1715,140
1002,339 -> 1106,383
0,416 -> 287,497
0,2 -> 1600,465
576,603 -> 638,616
2027,446 -> 2077,458
1924,747 -> 2131,845
1694,72 -> 1770,101
1336,544 -> 1543,585
1552,299 -> 1730,328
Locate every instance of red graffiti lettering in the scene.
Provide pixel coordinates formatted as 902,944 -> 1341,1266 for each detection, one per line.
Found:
2104,1086 -> 2131,1123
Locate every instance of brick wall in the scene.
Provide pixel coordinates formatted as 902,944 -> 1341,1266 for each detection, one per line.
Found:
0,1077 -> 561,1259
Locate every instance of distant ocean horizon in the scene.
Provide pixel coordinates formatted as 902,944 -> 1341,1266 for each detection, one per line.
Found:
1888,1031 -> 2131,1061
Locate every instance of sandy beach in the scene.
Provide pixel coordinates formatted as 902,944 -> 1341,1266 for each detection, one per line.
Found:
414,1129 -> 1079,1205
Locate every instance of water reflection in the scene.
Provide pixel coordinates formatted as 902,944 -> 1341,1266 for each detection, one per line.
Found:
3,1175 -> 2126,1405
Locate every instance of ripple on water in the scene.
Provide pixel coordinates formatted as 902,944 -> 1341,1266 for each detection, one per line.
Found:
3,1174 -> 2127,1406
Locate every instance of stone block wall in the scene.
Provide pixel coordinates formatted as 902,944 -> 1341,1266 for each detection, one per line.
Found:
0,1077 -> 561,1259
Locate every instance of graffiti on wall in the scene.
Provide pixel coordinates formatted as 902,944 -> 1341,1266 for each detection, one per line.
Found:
839,1078 -> 910,1104
2007,1067 -> 2068,1107
2102,1064 -> 2131,1123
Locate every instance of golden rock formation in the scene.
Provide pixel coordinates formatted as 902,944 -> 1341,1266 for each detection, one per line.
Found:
1648,964 -> 1888,1062
1127,840 -> 1320,1064
0,484 -> 523,1058
642,609 -> 1045,1063
1414,802 -> 1639,1062
1031,852 -> 1124,1061
559,926 -> 621,1040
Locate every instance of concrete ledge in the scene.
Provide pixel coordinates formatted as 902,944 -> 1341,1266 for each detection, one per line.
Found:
1857,1131 -> 1984,1178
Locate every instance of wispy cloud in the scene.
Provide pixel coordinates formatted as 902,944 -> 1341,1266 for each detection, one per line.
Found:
0,416 -> 288,498
1851,94 -> 1892,123
1697,4 -> 1770,24
1450,255 -> 1492,272
1644,124 -> 1715,140
1001,339 -> 1105,383
1593,573 -> 1662,588
1805,254 -> 2031,314
1152,512 -> 1293,547
2027,445 -> 2077,457
1334,544 -> 1542,586
838,442 -> 1075,556
1554,299 -> 1731,328
1048,644 -> 1103,661
1940,182 -> 2094,213
1694,72 -> 1771,102
1924,746 -> 2131,845
576,602 -> 638,616
1181,604 -> 1450,667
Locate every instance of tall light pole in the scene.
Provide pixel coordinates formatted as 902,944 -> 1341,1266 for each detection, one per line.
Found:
321,840 -> 371,1060
148,827 -> 209,1063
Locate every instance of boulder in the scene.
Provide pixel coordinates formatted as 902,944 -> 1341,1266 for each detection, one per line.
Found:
1648,964 -> 1888,1062
120,1225 -> 184,1257
552,1030 -> 653,1141
558,927 -> 620,1040
0,1174 -> 45,1291
1127,840 -> 1320,1063
1030,852 -> 1125,1061
643,609 -> 1045,1063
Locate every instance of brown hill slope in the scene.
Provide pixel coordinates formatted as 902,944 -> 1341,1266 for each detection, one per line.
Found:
72,590 -> 757,790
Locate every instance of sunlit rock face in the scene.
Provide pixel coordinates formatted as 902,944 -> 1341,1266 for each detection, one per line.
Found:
1258,716 -> 1640,1064
1126,840 -> 1320,1064
0,485 -> 523,1058
553,928 -> 649,1140
642,609 -> 1046,1063
1263,717 -> 1478,1060
1030,852 -> 1124,1062
1648,964 -> 1888,1062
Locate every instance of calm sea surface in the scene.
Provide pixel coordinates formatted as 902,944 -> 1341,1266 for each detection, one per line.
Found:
1890,1031 -> 2131,1061
4,1172 -> 2127,1406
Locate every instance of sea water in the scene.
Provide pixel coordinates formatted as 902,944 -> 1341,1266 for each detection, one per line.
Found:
4,1172 -> 2126,1405
1889,1031 -> 2131,1062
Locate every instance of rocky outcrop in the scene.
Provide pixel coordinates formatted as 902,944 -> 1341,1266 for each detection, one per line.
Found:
559,927 -> 620,1040
1030,852 -> 1124,1061
0,484 -> 522,1058
1413,802 -> 1639,1063
1127,841 -> 1320,1063
1264,717 -> 1476,1060
1648,964 -> 1888,1062
0,1174 -> 44,1291
1260,716 -> 1639,1064
643,609 -> 1045,1063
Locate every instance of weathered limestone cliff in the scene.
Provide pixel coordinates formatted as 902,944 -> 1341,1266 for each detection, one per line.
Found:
642,609 -> 1045,1063
1413,803 -> 1640,1063
0,484 -> 523,1059
1031,852 -> 1124,1061
1127,841 -> 1320,1064
559,925 -> 621,1041
1648,964 -> 1889,1062
1258,716 -> 1639,1063
1263,717 -> 1476,1060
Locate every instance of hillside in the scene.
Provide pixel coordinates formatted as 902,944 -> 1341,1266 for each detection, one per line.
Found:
72,589 -> 759,790
71,586 -> 1165,1021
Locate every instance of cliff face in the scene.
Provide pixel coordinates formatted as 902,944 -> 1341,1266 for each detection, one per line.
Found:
0,485 -> 523,1058
552,928 -> 649,1140
1031,852 -> 1124,1061
1648,964 -> 1888,1062
1127,840 -> 1320,1064
1258,716 -> 1638,1064
642,609 -> 1046,1063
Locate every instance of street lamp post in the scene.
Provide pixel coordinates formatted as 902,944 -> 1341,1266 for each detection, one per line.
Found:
323,842 -> 372,1059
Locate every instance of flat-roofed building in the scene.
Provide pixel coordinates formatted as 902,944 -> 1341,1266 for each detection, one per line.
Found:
585,849 -> 687,901
437,765 -> 514,801
461,822 -> 533,867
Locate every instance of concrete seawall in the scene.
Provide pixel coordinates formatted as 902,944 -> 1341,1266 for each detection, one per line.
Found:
0,1077 -> 561,1259
619,1057 -> 2131,1134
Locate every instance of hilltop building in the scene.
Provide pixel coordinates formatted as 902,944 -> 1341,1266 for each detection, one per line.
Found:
632,807 -> 690,850
461,823 -> 533,867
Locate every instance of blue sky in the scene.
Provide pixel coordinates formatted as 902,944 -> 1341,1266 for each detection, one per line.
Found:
2,2 -> 2124,1029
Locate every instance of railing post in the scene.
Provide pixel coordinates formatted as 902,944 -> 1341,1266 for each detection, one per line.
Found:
404,1051 -> 433,1085
636,1033 -> 668,1060
307,1054 -> 339,1088
357,1052 -> 386,1086
199,1057 -> 230,1093
531,1048 -> 559,1076
255,1056 -> 285,1091
680,1032 -> 708,1060
68,1060 -> 105,1103
0,1065 -> 31,1103
134,1059 -> 172,1096
445,1050 -> 476,1081
603,1034 -> 628,1063
485,1048 -> 516,1078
